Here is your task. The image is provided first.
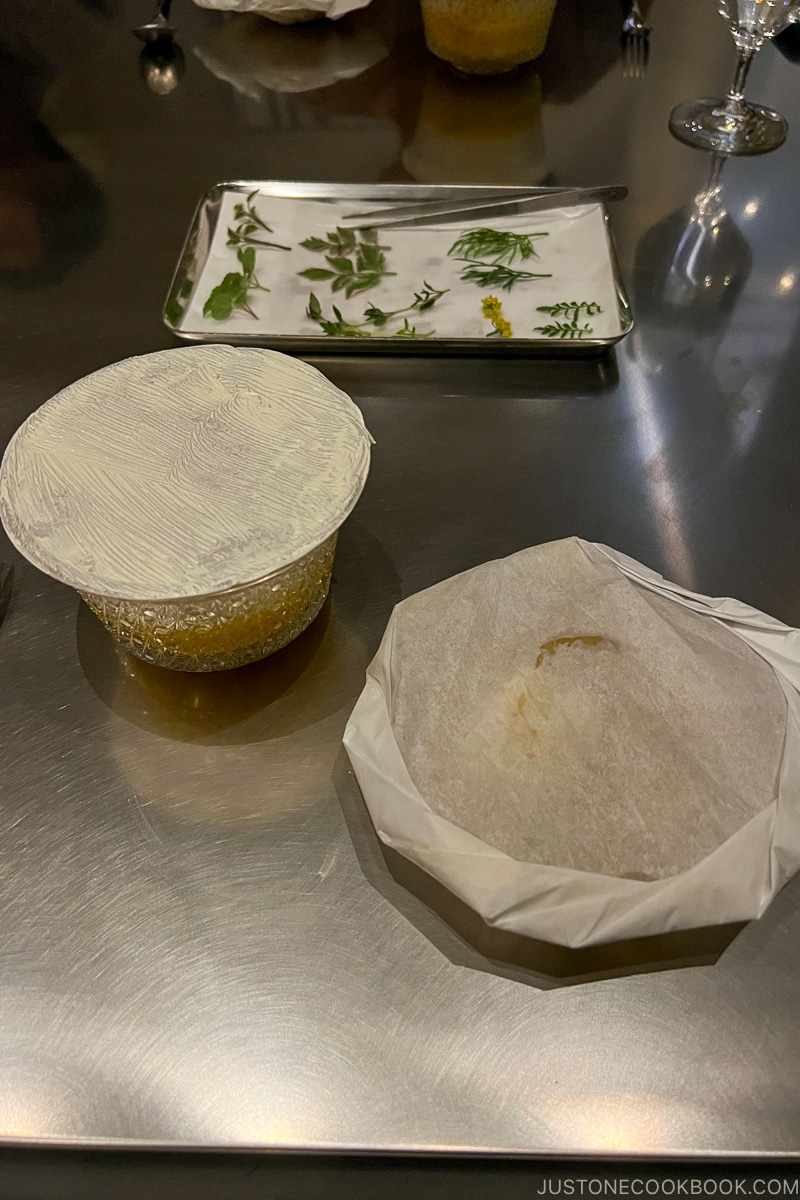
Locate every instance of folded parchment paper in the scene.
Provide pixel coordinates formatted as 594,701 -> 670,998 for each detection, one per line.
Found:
343,539 -> 800,947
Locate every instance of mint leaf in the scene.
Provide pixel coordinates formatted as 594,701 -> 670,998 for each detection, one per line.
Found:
203,271 -> 248,320
299,268 -> 335,281
238,246 -> 256,275
204,288 -> 235,321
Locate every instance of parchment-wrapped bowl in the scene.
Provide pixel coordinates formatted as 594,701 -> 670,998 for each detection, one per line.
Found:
191,0 -> 373,27
0,345 -> 371,672
344,539 -> 800,948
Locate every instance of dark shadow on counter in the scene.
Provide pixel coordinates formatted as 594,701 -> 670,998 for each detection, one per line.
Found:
334,749 -> 744,991
303,351 -> 619,401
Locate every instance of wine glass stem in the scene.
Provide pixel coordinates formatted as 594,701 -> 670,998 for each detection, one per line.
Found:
727,48 -> 755,114
707,152 -> 725,189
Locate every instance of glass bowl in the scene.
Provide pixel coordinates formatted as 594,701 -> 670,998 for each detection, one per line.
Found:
0,345 -> 372,675
420,0 -> 558,76
79,532 -> 338,673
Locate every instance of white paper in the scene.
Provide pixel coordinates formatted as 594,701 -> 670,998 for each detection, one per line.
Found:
192,0 -> 371,26
343,539 -> 800,948
179,192 -> 624,343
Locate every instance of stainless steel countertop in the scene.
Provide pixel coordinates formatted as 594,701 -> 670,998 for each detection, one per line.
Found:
2,0 -> 800,1158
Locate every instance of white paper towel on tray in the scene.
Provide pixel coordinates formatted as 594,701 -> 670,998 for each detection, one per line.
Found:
180,194 -> 624,343
343,538 -> 800,948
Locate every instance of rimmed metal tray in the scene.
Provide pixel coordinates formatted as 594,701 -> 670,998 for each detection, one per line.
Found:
163,181 -> 633,357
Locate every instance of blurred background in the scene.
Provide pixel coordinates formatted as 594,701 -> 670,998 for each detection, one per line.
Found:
0,0 -> 731,301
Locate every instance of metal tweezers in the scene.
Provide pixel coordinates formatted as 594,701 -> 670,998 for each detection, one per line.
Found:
341,185 -> 628,231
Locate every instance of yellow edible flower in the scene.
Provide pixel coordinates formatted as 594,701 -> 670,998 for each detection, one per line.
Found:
481,295 -> 513,338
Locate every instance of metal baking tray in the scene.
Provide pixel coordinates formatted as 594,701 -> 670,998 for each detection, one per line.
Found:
163,181 -> 634,357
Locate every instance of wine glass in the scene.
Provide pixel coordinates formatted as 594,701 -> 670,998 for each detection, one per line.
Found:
670,0 -> 800,155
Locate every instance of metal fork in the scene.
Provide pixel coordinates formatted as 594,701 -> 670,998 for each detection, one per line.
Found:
0,563 -> 14,631
622,1 -> 651,79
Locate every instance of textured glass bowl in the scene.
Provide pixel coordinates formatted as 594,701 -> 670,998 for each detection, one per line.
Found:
80,533 -> 338,673
420,0 -> 557,75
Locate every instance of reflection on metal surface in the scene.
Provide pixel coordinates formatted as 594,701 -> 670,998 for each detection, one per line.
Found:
138,36 -> 186,95
541,1093 -> 716,1153
134,0 -> 184,94
624,344 -> 696,590
779,270 -> 797,293
628,149 -> 762,575
402,63 -> 549,186
133,0 -> 176,43
621,1 -> 652,82
78,598 -> 335,740
0,564 -> 13,631
636,153 -> 752,328
192,12 -> 387,99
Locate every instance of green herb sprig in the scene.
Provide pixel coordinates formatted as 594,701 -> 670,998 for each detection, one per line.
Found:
298,226 -> 395,298
448,227 -> 551,291
449,228 -> 548,266
226,191 -> 290,252
458,261 -> 552,292
307,281 -> 448,337
534,300 -> 602,339
393,318 -> 429,338
362,281 -> 448,327
203,247 -> 269,321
